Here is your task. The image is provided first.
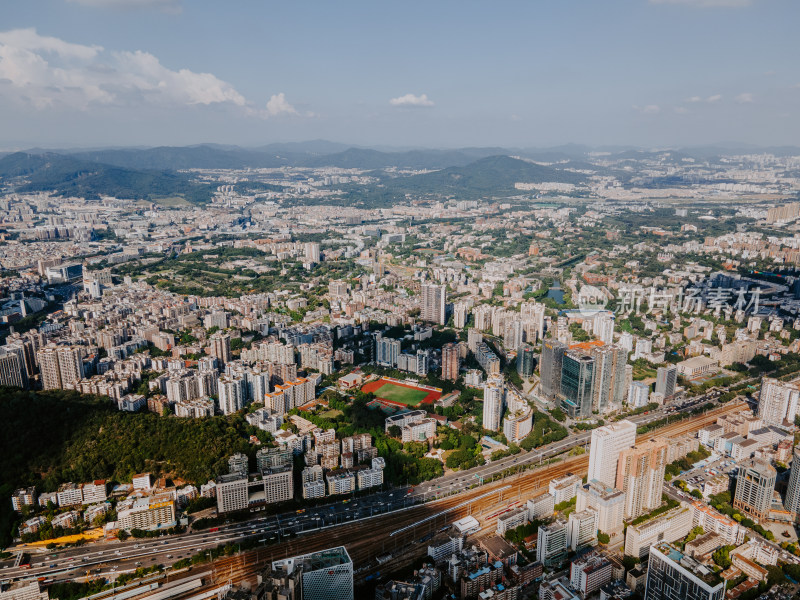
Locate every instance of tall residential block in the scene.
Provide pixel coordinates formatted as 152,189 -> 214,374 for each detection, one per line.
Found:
591,344 -> 627,414
616,438 -> 668,519
421,283 -> 446,326
587,420 -> 637,489
304,242 -> 321,264
441,343 -> 460,381
210,333 -> 232,365
758,378 -> 800,427
36,345 -> 85,390
567,509 -> 598,552
482,377 -> 505,432
576,480 -> 625,539
733,458 -> 776,523
537,519 -> 568,567
655,365 -> 677,398
785,445 -> 800,517
0,350 -> 28,388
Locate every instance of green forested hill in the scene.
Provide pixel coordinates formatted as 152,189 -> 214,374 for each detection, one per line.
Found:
0,152 -> 214,204
0,388 -> 268,548
382,155 -> 586,198
0,388 -> 256,491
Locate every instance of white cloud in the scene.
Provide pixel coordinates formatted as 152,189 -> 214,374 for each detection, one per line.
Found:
650,0 -> 755,7
633,104 -> 661,114
67,0 -> 183,13
735,92 -> 755,103
389,93 -> 435,107
0,28 -> 305,117
0,28 -> 101,60
674,106 -> 689,114
265,92 -> 299,117
686,94 -> 723,103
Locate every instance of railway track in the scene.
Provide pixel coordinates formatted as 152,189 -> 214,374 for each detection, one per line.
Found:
135,401 -> 745,600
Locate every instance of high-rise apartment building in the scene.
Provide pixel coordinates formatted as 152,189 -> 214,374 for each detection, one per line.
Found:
540,339 -> 567,399
218,375 -> 245,415
644,542 -> 725,600
733,458 -> 776,523
210,333 -> 232,365
628,381 -> 650,408
785,445 -> 800,517
616,439 -> 668,519
483,377 -> 505,432
560,350 -> 594,418
37,345 -> 85,390
594,312 -> 615,345
655,365 -> 678,398
421,283 -> 446,326
204,310 -> 230,330
503,320 -> 524,351
453,302 -> 470,328
375,337 -> 401,367
441,343 -> 459,381
591,344 -> 627,413
758,378 -> 800,427
567,510 -> 598,551
467,329 -> 483,354
304,242 -> 321,264
0,350 -> 27,388
537,519 -> 568,567
503,407 -> 533,443
38,345 -> 62,390
58,346 -> 85,388
576,480 -> 625,538
587,420 -> 637,488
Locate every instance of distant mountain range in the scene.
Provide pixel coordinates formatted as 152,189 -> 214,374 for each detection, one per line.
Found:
2,141 -> 798,205
54,145 -> 509,171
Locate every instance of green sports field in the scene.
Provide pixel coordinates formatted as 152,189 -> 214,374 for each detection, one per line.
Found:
372,382 -> 429,406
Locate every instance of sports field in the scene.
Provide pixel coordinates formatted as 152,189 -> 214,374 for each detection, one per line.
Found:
361,377 -> 442,406
372,382 -> 429,405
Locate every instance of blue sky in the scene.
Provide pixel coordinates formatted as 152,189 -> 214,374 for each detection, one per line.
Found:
0,0 -> 798,149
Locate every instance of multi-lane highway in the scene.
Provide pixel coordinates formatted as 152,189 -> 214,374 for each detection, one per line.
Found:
0,489 -> 415,582
0,395 -> 736,586
412,395 -> 722,501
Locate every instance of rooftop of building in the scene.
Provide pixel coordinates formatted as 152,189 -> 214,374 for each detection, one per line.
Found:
653,542 -> 723,587
272,546 -> 352,573
479,535 -> 518,559
583,479 -> 625,499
